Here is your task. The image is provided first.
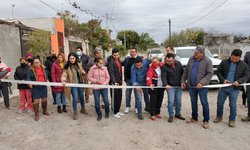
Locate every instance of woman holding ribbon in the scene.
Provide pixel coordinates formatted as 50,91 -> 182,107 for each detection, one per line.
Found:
27,56 -> 50,121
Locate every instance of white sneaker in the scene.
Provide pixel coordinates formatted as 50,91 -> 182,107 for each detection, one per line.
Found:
124,107 -> 130,114
135,108 -> 138,114
113,114 -> 121,119
117,112 -> 124,116
17,110 -> 25,114
27,110 -> 33,113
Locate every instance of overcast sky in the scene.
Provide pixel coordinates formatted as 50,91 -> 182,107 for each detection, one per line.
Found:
0,0 -> 249,44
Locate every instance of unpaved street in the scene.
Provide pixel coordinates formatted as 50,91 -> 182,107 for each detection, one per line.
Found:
0,89 -> 250,150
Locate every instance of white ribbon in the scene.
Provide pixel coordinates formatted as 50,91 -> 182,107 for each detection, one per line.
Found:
0,79 -> 248,89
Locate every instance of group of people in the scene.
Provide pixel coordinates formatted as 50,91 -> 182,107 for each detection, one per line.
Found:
1,45 -> 250,129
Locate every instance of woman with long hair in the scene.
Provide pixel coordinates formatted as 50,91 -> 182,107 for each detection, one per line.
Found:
51,53 -> 68,113
61,52 -> 86,120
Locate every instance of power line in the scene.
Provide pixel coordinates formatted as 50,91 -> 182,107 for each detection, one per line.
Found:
173,0 -> 228,27
22,0 -> 55,16
110,0 -> 116,18
180,0 -> 219,22
38,0 -> 60,13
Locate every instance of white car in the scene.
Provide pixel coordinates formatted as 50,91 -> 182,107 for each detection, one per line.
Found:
174,46 -> 222,84
147,49 -> 164,61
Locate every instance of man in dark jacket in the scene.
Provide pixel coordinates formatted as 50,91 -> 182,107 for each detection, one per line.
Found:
14,57 -> 32,113
242,51 -> 250,122
123,47 -> 144,114
44,50 -> 57,104
214,49 -> 249,127
162,53 -> 185,122
107,48 -> 123,119
181,45 -> 213,129
76,47 -> 90,102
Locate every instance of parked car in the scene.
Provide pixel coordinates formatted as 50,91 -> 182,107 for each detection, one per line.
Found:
147,49 -> 164,61
174,46 -> 222,84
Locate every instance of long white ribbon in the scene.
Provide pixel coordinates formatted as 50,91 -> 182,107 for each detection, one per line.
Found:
0,79 -> 248,89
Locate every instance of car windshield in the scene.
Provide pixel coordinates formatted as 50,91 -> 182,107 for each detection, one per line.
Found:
175,48 -> 213,58
150,50 -> 162,54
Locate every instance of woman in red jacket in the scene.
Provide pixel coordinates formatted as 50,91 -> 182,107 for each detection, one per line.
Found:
146,57 -> 165,121
51,53 -> 68,113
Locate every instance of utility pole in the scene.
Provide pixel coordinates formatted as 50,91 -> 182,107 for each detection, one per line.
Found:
124,33 -> 126,50
168,18 -> 171,46
106,13 -> 109,36
12,4 -> 15,19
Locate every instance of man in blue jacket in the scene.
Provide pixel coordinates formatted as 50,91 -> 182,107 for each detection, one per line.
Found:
130,57 -> 149,120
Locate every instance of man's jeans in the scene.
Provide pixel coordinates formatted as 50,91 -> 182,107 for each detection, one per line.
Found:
189,88 -> 210,122
216,87 -> 239,121
134,89 -> 142,115
71,87 -> 85,111
126,79 -> 150,109
167,87 -> 182,117
93,89 -> 109,116
125,79 -> 136,108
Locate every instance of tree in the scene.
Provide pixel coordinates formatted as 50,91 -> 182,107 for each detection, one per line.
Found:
138,33 -> 155,52
26,29 -> 50,62
60,10 -> 112,52
163,27 -> 205,47
117,30 -> 140,50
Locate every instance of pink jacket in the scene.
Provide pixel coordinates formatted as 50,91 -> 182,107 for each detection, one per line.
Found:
87,64 -> 110,89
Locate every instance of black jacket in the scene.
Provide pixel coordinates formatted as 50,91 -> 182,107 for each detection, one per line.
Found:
80,54 -> 89,73
45,56 -> 56,82
244,51 -> 250,82
107,56 -> 123,85
161,61 -> 183,86
123,56 -> 143,82
14,65 -> 30,89
217,58 -> 249,89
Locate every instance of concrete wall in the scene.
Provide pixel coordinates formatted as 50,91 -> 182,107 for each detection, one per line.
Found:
20,18 -> 55,34
0,24 -> 22,80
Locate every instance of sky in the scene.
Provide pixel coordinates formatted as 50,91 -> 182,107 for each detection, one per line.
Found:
0,0 -> 249,44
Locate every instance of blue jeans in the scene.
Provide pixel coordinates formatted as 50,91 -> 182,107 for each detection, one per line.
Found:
217,87 -> 239,121
189,88 -> 210,122
125,79 -> 136,108
56,92 -> 67,106
71,87 -> 85,111
134,89 -> 143,115
93,89 -> 109,116
167,87 -> 182,117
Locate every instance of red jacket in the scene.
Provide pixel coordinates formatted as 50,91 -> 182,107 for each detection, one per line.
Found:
51,60 -> 64,93
146,62 -> 164,86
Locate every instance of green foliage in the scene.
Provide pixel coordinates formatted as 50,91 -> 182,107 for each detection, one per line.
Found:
164,27 -> 205,47
138,33 -> 155,52
117,30 -> 140,50
61,10 -> 111,52
114,45 -> 126,57
26,29 -> 50,61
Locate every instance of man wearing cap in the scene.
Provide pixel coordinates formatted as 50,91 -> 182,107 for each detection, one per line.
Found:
0,57 -> 12,108
181,45 -> 213,129
214,49 -> 248,127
